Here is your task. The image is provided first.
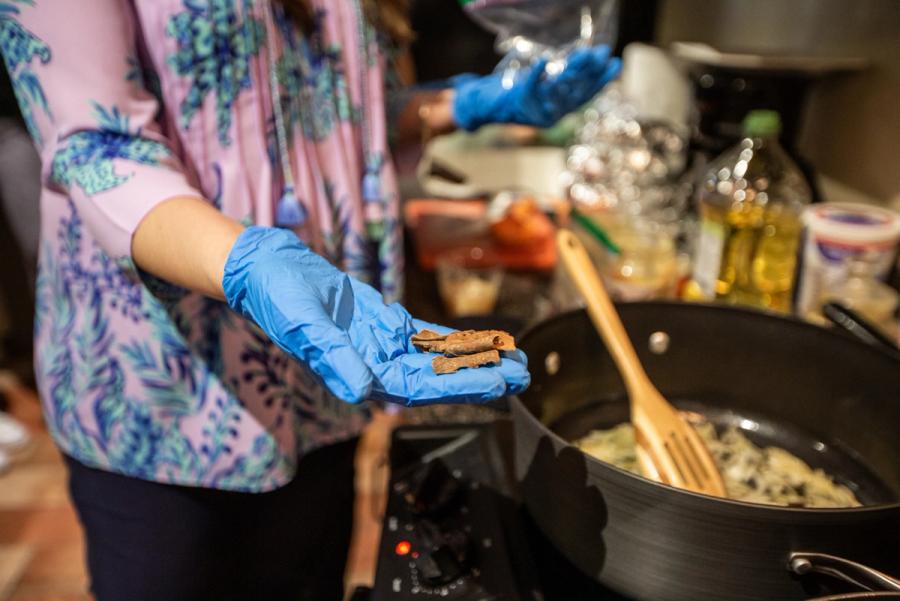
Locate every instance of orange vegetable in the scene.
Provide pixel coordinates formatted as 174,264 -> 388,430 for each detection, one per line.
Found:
490,199 -> 554,248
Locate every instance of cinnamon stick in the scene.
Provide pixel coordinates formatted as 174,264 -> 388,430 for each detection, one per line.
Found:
432,350 -> 501,374
411,329 -> 516,354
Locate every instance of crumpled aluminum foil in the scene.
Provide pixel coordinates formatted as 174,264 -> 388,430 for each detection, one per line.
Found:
561,84 -> 690,227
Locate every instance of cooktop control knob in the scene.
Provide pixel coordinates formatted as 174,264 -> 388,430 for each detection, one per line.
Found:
402,460 -> 464,517
415,544 -> 466,586
440,527 -> 471,564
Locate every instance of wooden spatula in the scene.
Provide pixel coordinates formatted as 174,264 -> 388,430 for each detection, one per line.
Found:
557,229 -> 726,497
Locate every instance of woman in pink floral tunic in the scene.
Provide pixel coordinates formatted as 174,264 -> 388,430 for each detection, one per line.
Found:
0,0 -> 618,597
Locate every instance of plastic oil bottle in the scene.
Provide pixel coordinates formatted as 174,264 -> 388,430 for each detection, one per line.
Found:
684,110 -> 811,312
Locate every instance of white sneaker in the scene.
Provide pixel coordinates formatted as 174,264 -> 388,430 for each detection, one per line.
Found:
0,412 -> 30,453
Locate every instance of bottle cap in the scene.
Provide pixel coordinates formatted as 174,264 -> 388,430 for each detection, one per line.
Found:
743,110 -> 781,138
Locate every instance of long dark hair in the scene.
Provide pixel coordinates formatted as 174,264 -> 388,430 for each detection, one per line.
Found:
274,0 -> 413,44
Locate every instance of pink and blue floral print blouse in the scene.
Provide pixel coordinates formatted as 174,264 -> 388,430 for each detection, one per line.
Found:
1,0 -> 403,491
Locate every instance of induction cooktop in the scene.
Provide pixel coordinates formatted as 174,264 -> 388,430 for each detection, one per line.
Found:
366,421 -> 630,600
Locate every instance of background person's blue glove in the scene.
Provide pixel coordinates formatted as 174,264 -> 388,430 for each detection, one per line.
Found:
452,45 -> 621,132
222,227 -> 530,406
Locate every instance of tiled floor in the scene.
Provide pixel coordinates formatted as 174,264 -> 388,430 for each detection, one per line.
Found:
0,373 -> 393,601
0,376 -> 91,601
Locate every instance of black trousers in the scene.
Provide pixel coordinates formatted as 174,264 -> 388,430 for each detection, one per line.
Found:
65,438 -> 358,601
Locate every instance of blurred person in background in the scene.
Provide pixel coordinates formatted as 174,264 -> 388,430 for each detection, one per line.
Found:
0,0 -> 618,599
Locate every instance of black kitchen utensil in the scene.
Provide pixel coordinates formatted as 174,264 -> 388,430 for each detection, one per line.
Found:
822,301 -> 900,359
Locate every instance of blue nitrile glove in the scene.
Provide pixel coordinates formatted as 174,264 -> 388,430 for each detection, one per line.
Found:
222,227 -> 530,406
349,279 -> 530,406
452,45 -> 622,132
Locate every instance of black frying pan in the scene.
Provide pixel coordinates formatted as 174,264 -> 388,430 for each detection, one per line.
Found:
511,302 -> 900,601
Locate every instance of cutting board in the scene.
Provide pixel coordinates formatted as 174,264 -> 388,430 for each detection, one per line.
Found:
404,199 -> 557,272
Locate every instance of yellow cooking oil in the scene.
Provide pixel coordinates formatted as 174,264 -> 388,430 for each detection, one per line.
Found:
687,201 -> 802,312
684,110 -> 810,312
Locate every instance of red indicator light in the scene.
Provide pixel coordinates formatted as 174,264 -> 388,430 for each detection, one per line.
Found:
395,540 -> 412,556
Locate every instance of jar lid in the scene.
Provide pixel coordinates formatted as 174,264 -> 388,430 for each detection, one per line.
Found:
803,202 -> 900,245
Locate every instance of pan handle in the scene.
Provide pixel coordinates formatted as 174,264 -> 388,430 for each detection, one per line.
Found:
822,302 -> 900,358
789,552 -> 900,593
808,594 -> 900,600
